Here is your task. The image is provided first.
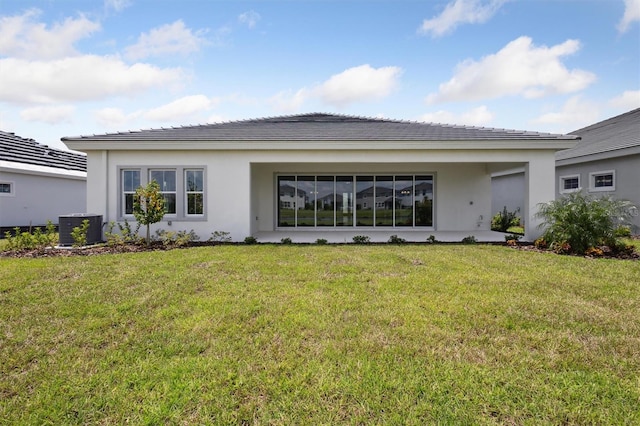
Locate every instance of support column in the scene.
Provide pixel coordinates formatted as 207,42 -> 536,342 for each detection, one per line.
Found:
524,155 -> 556,241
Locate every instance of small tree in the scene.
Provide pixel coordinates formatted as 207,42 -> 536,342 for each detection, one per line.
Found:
133,180 -> 165,245
536,191 -> 635,255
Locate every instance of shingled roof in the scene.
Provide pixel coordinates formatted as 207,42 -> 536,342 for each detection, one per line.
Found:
62,113 -> 576,143
1,131 -> 86,172
557,108 -> 640,162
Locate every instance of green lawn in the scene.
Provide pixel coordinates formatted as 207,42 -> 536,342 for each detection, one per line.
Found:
1,245 -> 639,424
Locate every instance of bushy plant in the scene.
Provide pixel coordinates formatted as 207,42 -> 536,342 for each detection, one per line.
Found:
461,235 -> 477,244
280,237 -> 292,244
491,206 -> 521,232
244,236 -> 258,244
2,221 -> 58,251
155,229 -> 199,247
70,219 -> 90,248
426,235 -> 438,244
536,191 -> 636,255
209,231 -> 232,243
105,220 -> 143,246
315,238 -> 328,245
388,234 -> 406,244
133,180 -> 165,246
352,235 -> 370,244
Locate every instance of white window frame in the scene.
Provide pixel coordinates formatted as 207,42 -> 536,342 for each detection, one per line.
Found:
559,174 -> 581,194
149,169 -> 178,216
118,166 -> 206,221
589,170 -> 615,192
185,169 -> 205,217
0,181 -> 14,196
121,169 -> 140,216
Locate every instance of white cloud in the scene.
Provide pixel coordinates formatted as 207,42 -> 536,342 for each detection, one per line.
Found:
94,107 -> 135,128
618,0 -> 640,33
269,65 -> 402,111
20,105 -> 75,124
318,65 -> 402,107
532,96 -> 599,131
418,0 -> 508,37
609,90 -> 640,109
420,105 -> 494,126
104,0 -> 131,12
124,20 -> 208,61
0,9 -> 100,60
426,36 -> 596,104
144,95 -> 216,121
0,56 -> 185,104
269,88 -> 310,112
238,10 -> 261,29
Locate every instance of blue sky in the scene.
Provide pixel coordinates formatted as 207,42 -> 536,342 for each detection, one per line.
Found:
1,0 -> 639,151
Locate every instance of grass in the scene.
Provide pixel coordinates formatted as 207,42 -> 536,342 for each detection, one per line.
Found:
1,245 -> 639,424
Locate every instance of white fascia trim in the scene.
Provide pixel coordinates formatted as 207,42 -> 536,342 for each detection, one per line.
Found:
63,139 -> 579,152
0,160 -> 86,180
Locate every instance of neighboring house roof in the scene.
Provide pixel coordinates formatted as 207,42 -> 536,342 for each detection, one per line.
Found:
1,131 -> 86,173
557,108 -> 640,164
62,113 -> 577,144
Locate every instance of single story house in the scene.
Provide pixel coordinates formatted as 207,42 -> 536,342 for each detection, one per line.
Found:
0,131 -> 87,232
62,113 -> 577,243
492,108 -> 640,233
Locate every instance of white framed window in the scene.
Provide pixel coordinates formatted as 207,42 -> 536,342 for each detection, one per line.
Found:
118,166 -> 206,220
185,169 -> 204,216
150,169 -> 177,215
559,174 -> 580,194
121,170 -> 140,215
0,182 -> 14,196
589,170 -> 615,192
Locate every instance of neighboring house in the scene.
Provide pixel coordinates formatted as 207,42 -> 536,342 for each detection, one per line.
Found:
0,131 -> 87,231
491,108 -> 640,233
62,113 -> 576,242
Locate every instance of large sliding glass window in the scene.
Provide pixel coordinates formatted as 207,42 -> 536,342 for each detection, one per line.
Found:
316,176 -> 335,227
415,175 -> 433,227
395,176 -> 413,227
297,176 -> 316,226
355,176 -> 374,226
375,176 -> 394,226
278,176 -> 296,227
336,176 -> 354,227
277,174 -> 434,228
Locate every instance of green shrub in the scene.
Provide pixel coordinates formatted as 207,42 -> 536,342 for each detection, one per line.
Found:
244,236 -> 258,244
352,235 -> 371,244
209,231 -> 232,243
461,235 -> 477,244
536,191 -> 636,255
426,235 -> 438,244
105,220 -> 143,246
155,229 -> 199,247
2,221 -> 58,251
70,219 -> 90,248
280,237 -> 292,244
491,206 -> 521,232
388,234 -> 406,244
315,238 -> 328,245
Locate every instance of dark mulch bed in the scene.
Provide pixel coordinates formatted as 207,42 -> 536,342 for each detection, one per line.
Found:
1,240 -> 638,260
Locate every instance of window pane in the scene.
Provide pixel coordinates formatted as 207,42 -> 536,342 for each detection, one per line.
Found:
0,183 -> 11,193
123,170 -> 140,192
395,176 -> 413,226
151,170 -> 176,191
415,176 -> 433,227
375,176 -> 393,226
336,176 -> 353,227
356,176 -> 374,226
125,194 -> 135,215
163,194 -> 176,214
594,174 -> 613,187
563,177 -> 579,190
187,193 -> 203,215
186,170 -> 203,191
316,176 -> 335,227
278,176 -> 296,227
297,176 -> 315,226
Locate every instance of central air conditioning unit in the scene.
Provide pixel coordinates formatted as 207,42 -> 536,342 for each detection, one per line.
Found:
58,213 -> 103,246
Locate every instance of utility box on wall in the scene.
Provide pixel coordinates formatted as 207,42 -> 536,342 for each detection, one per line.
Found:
58,213 -> 103,246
